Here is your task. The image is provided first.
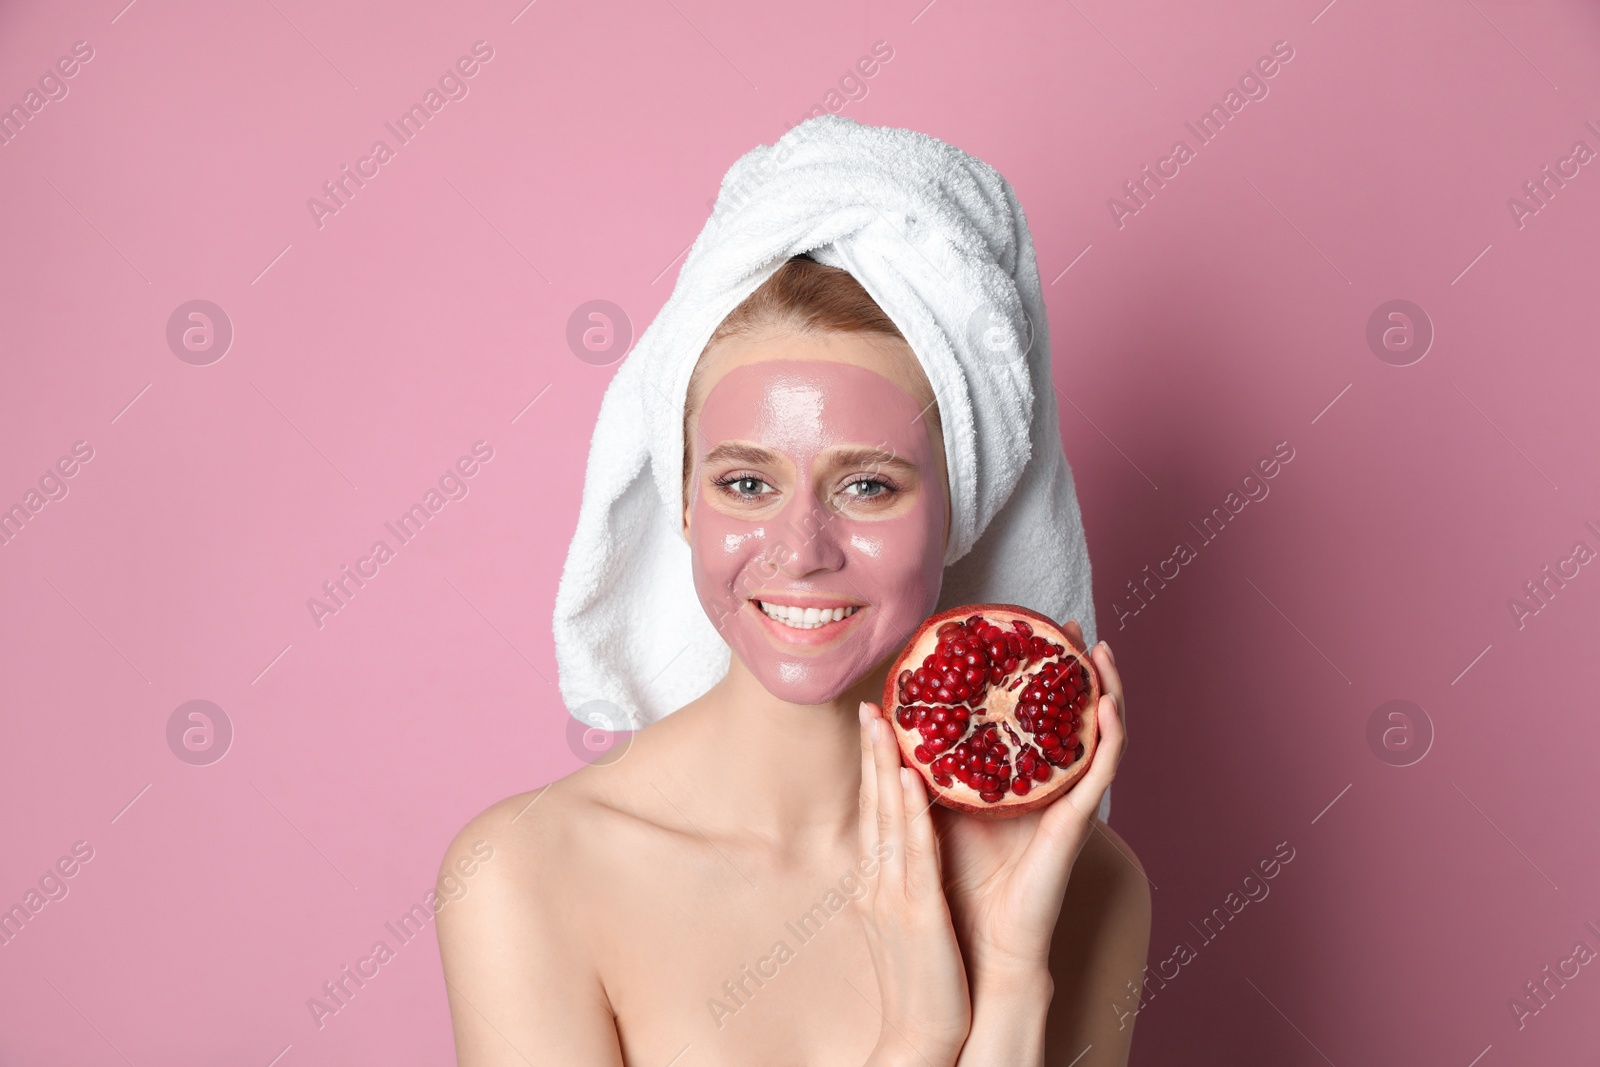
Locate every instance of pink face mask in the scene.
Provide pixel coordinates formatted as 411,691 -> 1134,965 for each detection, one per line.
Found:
686,358 -> 948,705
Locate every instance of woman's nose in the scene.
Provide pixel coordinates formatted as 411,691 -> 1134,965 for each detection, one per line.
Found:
771,494 -> 847,577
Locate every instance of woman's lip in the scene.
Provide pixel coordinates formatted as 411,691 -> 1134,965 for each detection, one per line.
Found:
748,600 -> 867,649
749,594 -> 868,610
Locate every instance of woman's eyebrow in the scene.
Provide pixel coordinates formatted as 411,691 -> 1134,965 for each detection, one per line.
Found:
825,446 -> 916,474
701,442 -> 782,467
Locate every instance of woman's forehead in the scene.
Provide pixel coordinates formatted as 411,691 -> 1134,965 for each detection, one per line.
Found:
688,328 -> 935,420
694,359 -> 933,462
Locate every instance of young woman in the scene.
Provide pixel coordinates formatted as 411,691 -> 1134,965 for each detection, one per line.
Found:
436,256 -> 1152,1066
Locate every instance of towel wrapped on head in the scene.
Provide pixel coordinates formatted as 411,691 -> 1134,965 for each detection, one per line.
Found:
552,115 -> 1102,814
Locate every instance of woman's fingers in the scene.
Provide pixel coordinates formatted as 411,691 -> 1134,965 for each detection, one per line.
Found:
1063,619 -> 1085,648
868,701 -> 909,890
858,701 -> 880,856
1019,692 -> 1126,899
1091,640 -> 1125,729
1063,689 -> 1127,826
899,766 -> 942,895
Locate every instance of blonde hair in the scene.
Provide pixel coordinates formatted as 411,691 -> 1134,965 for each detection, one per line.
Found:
709,253 -> 906,344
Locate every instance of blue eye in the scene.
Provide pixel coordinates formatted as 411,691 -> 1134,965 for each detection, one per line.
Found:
713,473 -> 774,500
842,478 -> 896,499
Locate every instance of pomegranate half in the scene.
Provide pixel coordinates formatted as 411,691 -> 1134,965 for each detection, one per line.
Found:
883,604 -> 1100,819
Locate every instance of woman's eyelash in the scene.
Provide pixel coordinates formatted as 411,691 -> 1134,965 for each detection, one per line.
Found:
709,473 -> 903,500
840,475 -> 900,497
711,472 -> 773,498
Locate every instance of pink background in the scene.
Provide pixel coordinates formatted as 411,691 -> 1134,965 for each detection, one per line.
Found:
3,0 -> 1598,1063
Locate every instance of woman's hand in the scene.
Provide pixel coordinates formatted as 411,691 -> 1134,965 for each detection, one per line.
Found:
855,699 -> 972,1067
935,632 -> 1128,990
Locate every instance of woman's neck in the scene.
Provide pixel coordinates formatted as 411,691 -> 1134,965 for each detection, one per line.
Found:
668,658 -> 886,857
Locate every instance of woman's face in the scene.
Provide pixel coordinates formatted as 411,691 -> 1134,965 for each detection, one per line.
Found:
684,335 -> 949,705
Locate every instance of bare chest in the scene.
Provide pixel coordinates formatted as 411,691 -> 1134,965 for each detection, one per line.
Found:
589,855 -> 888,1066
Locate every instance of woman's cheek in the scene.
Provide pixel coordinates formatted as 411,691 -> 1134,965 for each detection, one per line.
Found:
690,508 -> 767,629
848,532 -> 883,558
846,512 -> 944,628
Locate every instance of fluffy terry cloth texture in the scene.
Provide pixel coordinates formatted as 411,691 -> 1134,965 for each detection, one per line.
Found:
552,115 -> 1106,818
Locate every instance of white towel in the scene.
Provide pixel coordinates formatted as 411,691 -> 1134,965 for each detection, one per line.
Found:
552,115 -> 1106,817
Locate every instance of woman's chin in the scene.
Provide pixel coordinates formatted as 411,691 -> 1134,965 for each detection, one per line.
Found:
754,675 -> 860,707
737,641 -> 881,706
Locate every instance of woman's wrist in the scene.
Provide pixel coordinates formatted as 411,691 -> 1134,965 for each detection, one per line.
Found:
956,966 -> 1055,1067
972,960 -> 1055,1001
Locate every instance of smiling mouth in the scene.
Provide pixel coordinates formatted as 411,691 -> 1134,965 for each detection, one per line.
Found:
753,600 -> 862,630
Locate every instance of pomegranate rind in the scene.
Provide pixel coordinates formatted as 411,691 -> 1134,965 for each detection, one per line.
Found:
882,603 -> 1100,820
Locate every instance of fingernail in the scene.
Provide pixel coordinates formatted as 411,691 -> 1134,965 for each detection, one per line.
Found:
1101,641 -> 1115,665
869,718 -> 881,742
900,767 -> 914,789
858,701 -> 870,726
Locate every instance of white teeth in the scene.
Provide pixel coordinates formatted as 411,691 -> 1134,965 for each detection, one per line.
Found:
757,601 -> 860,629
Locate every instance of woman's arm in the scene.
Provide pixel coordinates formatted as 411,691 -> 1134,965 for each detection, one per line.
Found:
951,823 -> 1152,1066
935,639 -> 1150,1066
436,796 -> 625,1066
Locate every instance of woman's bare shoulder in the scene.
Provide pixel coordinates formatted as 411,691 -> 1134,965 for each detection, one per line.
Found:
436,722 -> 689,910
438,772 -> 629,904
1044,821 -> 1153,1062
1069,821 -> 1153,918
1058,820 -> 1153,969
435,767 -> 664,1062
